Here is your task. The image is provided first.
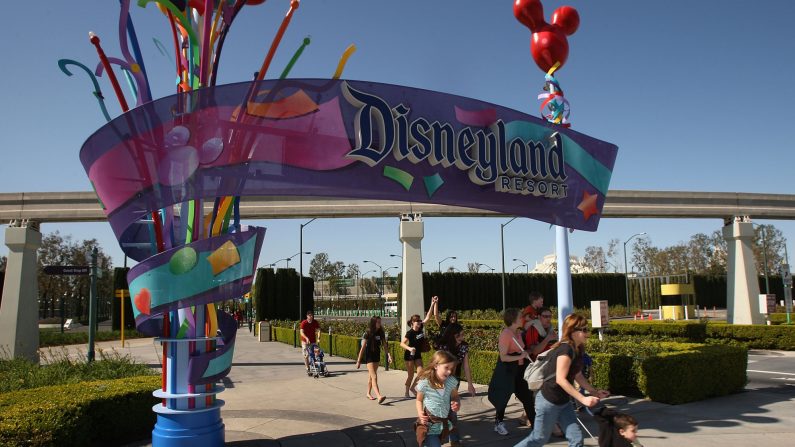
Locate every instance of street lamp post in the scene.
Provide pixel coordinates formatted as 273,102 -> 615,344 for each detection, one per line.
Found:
501,217 -> 517,311
389,254 -> 403,259
284,251 -> 310,270
512,258 -> 528,274
624,232 -> 647,311
299,218 -> 316,318
437,256 -> 457,273
477,263 -> 494,273
513,263 -> 527,273
361,269 -> 376,297
363,260 -> 383,296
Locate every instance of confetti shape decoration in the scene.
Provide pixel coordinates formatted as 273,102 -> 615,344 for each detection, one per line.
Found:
577,190 -> 599,221
134,288 -> 151,315
169,247 -> 198,275
206,240 -> 241,275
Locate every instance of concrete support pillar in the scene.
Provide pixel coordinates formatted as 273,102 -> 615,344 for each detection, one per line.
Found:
0,220 -> 42,363
723,217 -> 764,325
555,226 -> 574,333
399,214 -> 424,325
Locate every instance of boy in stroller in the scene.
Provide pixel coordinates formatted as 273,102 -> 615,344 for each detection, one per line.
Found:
591,406 -> 643,447
307,343 -> 329,378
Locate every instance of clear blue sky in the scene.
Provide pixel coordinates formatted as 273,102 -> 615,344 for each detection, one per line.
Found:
1,0 -> 794,276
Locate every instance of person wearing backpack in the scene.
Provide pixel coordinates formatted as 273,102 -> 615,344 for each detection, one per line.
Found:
513,313 -> 610,447
519,307 -> 558,427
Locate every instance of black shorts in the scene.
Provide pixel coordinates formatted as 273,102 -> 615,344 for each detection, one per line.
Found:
364,351 -> 381,364
404,350 -> 422,362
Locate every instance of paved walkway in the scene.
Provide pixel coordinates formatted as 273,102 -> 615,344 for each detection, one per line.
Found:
46,328 -> 795,446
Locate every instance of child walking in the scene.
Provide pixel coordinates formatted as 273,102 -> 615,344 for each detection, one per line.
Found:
414,350 -> 462,447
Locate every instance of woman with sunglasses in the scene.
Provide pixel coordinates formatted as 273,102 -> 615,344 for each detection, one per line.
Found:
513,313 -> 610,447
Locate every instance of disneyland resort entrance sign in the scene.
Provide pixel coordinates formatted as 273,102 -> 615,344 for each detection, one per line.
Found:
80,78 -> 616,420
83,79 -> 618,250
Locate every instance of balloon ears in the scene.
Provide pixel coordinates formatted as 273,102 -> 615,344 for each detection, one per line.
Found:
551,6 -> 579,36
513,0 -> 545,32
514,0 -> 579,37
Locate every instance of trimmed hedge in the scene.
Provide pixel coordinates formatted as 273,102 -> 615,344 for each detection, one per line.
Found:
609,320 -> 795,350
589,342 -> 747,404
268,327 -> 747,404
0,375 -> 159,446
39,330 -> 147,347
638,344 -> 747,404
706,323 -> 795,350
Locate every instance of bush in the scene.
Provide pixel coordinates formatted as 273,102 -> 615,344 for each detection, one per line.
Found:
706,323 -> 795,350
609,320 -> 795,350
588,341 -> 747,404
0,349 -> 155,393
607,321 -> 708,341
0,375 -> 159,446
39,330 -> 147,347
638,344 -> 747,404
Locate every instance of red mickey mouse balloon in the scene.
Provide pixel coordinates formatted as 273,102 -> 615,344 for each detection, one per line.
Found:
514,0 -> 579,72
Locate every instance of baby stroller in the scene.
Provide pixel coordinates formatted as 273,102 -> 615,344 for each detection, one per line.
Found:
307,343 -> 329,378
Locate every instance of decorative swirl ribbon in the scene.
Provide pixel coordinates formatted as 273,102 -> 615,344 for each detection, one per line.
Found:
537,61 -> 571,127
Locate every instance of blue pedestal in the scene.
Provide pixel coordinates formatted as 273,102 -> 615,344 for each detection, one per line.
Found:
152,404 -> 224,447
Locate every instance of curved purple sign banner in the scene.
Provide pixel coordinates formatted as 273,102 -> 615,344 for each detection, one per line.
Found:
81,78 -> 617,259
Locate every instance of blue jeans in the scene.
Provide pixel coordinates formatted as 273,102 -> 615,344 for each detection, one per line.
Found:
512,392 -> 583,447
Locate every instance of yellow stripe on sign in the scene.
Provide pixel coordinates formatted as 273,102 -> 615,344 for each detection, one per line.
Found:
661,283 -> 695,295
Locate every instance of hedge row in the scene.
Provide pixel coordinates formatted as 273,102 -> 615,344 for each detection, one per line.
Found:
608,321 -> 795,350
589,343 -> 747,404
0,375 -> 159,446
39,329 -> 147,347
268,328 -> 747,404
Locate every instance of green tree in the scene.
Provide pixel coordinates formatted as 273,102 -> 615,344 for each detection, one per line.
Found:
753,224 -> 786,277
308,253 -> 330,281
583,245 -> 608,272
37,232 -> 113,321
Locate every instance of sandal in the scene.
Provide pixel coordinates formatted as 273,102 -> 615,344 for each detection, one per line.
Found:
377,396 -> 386,404
366,395 -> 376,400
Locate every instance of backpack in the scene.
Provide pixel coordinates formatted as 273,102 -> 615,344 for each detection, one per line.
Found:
523,342 -> 571,391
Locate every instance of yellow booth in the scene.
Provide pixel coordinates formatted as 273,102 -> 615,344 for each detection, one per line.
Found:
660,283 -> 696,320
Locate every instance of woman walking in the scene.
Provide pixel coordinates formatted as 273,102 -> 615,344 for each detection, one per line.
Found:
356,316 -> 393,404
438,322 -> 476,397
487,308 -> 535,436
513,313 -> 610,447
400,297 -> 437,397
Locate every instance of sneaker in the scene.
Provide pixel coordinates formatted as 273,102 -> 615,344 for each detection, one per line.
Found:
494,421 -> 508,435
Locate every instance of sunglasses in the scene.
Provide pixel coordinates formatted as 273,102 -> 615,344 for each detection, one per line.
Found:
575,327 -> 590,333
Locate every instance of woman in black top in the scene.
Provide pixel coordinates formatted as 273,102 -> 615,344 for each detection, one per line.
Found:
399,297 -> 437,397
513,314 -> 610,447
432,296 -> 458,348
438,322 -> 476,397
356,316 -> 392,404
